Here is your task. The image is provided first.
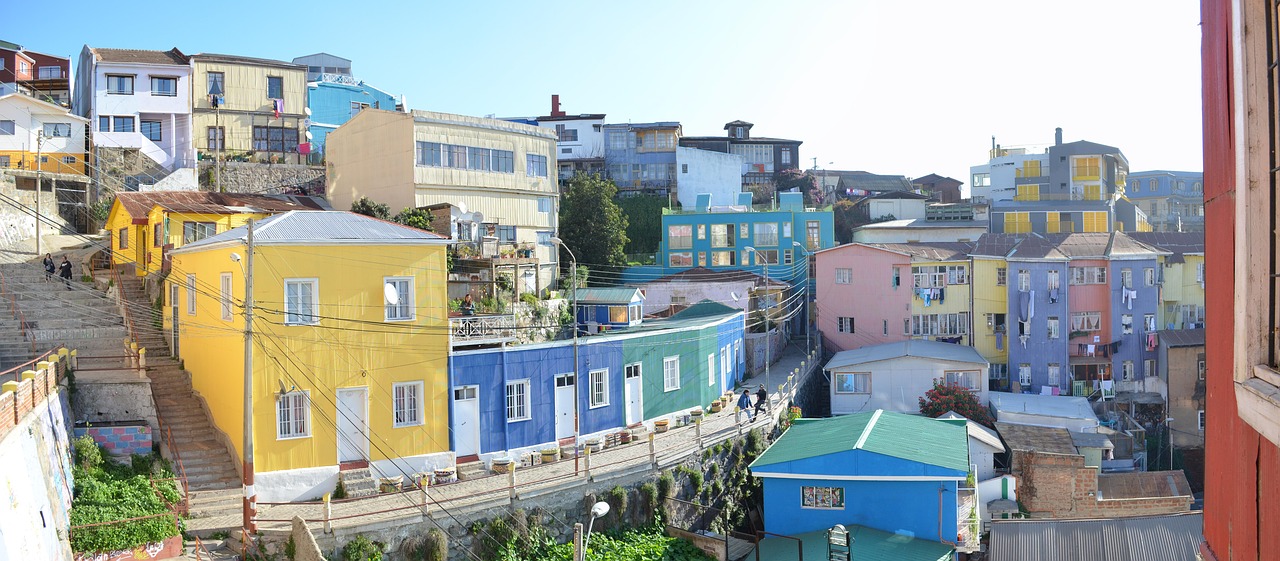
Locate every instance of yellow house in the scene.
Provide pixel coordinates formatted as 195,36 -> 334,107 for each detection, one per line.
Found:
970,235 -> 1022,387
1129,233 -> 1205,329
167,210 -> 451,501
190,53 -> 308,165
104,191 -> 328,276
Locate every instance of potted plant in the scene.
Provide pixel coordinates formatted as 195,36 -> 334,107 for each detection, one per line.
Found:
585,438 -> 603,453
433,466 -> 456,484
491,457 -> 514,474
654,419 -> 670,433
618,431 -> 633,444
540,448 -> 559,464
710,400 -> 723,413
379,475 -> 403,493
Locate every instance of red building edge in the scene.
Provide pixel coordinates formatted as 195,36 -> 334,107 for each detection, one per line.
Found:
1201,0 -> 1280,559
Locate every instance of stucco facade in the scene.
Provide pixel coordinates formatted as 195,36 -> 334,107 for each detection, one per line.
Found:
674,146 -> 745,209
826,352 -> 989,416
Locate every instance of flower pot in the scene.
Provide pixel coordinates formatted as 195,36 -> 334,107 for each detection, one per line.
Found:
491,458 -> 514,474
710,401 -> 723,413
433,468 -> 456,484
619,431 -> 633,444
379,475 -> 403,493
585,438 -> 603,453
654,420 -> 670,433
540,449 -> 559,464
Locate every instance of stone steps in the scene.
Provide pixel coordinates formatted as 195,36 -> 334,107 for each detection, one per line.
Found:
339,468 -> 379,498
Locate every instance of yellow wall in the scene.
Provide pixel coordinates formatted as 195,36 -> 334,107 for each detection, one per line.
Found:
909,259 -> 972,338
104,199 -> 270,276
971,257 -> 1009,366
190,58 -> 308,156
325,110 -> 416,211
166,242 -> 450,473
1159,254 -> 1205,328
0,151 -> 87,175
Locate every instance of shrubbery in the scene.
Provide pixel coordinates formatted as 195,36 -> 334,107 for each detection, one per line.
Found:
69,439 -> 181,554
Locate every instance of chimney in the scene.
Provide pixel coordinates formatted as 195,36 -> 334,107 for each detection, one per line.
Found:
550,94 -> 565,117
1055,127 -> 1063,146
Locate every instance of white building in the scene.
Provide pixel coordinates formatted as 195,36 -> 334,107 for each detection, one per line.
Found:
0,93 -> 89,173
851,219 -> 989,244
938,411 -> 1007,481
636,267 -> 787,316
675,146 -> 745,208
989,392 -> 1101,433
969,148 -> 1048,203
73,46 -> 197,188
824,340 -> 990,415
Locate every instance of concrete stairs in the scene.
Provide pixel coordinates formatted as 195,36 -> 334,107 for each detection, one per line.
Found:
0,263 -> 126,369
456,459 -> 489,482
339,468 -> 379,498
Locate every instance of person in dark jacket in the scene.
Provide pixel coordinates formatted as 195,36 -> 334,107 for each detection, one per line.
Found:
42,253 -> 54,283
58,256 -> 73,290
754,384 -> 768,417
736,388 -> 754,424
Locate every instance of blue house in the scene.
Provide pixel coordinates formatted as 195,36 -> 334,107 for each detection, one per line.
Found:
1005,235 -> 1071,394
1126,170 -> 1204,232
749,410 -> 972,549
449,302 -> 745,462
602,121 -> 682,196
573,287 -> 645,333
293,53 -> 402,161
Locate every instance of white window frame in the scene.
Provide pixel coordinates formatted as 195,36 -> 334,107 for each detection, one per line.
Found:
384,276 -> 414,322
1018,270 -> 1030,292
837,317 -> 854,333
1048,364 -> 1061,387
1018,364 -> 1031,386
1047,316 -> 1060,339
392,381 -> 424,428
276,391 -> 311,439
663,356 -> 680,392
506,379 -> 531,422
944,370 -> 981,391
220,272 -> 233,320
186,274 -> 197,315
708,354 -> 716,387
1145,359 -> 1156,379
834,372 -> 870,394
1145,267 -> 1156,286
589,368 -> 609,408
284,278 -> 319,325
1123,360 -> 1135,381
1198,410 -> 1206,432
834,268 -> 852,284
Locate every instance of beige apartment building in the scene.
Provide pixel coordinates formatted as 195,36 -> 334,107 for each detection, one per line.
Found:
190,53 -> 307,164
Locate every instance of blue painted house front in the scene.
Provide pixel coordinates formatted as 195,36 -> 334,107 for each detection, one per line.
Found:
1005,235 -> 1071,394
749,410 -> 970,547
574,287 -> 645,333
307,78 -> 399,159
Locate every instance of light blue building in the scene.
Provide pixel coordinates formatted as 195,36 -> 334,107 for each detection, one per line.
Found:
602,122 -> 682,196
749,410 -> 970,554
1126,170 -> 1205,232
293,53 -> 402,161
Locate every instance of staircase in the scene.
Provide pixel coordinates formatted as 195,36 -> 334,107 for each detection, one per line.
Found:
112,273 -> 242,525
339,468 -> 379,498
0,263 -> 127,370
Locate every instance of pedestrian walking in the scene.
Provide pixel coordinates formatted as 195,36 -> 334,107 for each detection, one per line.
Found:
42,253 -> 54,283
736,388 -> 754,424
58,256 -> 73,290
754,384 -> 768,417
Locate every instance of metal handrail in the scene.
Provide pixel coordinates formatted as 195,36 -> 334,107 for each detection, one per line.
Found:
0,348 -> 59,385
0,270 -> 37,354
155,414 -> 191,515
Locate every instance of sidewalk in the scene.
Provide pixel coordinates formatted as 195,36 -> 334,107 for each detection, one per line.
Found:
737,339 -> 822,415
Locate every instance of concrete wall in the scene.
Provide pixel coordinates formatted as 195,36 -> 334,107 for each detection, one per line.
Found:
0,362 -> 74,561
675,146 -> 744,209
71,375 -> 157,431
0,172 -> 70,253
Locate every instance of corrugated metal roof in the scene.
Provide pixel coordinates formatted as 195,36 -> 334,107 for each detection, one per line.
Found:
573,287 -> 644,304
990,392 -> 1098,421
1070,431 -> 1114,449
824,339 -> 988,371
1097,471 -> 1193,499
115,191 -> 327,219
750,410 -> 969,472
1127,232 -> 1205,255
174,211 -> 445,252
988,512 -> 1203,561
755,524 -> 954,561
859,241 -> 974,261
1158,329 -> 1205,347
938,412 -> 1005,452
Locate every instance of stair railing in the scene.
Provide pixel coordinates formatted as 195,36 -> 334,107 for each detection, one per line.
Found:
155,412 -> 191,515
0,270 -> 37,354
109,265 -> 141,367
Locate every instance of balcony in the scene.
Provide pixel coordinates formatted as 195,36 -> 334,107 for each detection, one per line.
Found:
956,482 -> 981,553
449,314 -> 516,347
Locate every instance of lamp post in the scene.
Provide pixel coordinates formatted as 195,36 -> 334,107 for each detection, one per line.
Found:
744,246 -> 770,395
792,241 -> 810,354
550,237 -> 580,471
581,501 -> 610,561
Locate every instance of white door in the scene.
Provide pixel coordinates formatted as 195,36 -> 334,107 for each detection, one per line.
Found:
452,386 -> 480,457
554,373 -> 575,439
624,364 -> 643,425
336,388 -> 369,463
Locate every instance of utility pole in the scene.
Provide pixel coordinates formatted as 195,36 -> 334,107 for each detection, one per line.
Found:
241,219 -> 256,533
215,104 -> 223,193
35,131 -> 44,256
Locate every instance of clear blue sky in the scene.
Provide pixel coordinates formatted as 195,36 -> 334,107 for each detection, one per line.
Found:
13,0 -> 1202,183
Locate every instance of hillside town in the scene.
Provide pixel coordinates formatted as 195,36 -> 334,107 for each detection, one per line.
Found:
0,3 -> 1269,561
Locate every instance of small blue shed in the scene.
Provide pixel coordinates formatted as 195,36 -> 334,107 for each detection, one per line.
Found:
574,287 -> 645,332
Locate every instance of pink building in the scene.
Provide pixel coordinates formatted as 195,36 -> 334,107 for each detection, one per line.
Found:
815,244 -> 912,351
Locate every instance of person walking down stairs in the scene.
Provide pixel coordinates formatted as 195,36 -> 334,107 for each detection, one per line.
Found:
58,257 -> 73,290
42,254 -> 54,283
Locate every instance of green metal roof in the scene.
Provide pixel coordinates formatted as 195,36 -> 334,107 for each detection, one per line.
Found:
572,287 -> 644,304
750,410 -> 969,472
755,524 -> 954,561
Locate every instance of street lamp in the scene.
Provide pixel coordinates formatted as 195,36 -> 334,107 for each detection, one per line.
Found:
792,241 -> 810,354
744,246 -> 770,398
582,501 -> 611,559
549,237 -> 581,471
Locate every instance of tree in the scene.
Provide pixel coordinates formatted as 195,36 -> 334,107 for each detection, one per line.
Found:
350,197 -> 390,220
776,169 -> 823,206
615,195 -> 666,255
832,199 -> 857,244
558,173 -> 629,280
392,207 -> 433,232
918,381 -> 995,428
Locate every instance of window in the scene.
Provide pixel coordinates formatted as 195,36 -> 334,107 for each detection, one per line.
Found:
1070,266 -> 1107,284
1048,364 -> 1061,387
1070,312 -> 1102,332
141,120 -> 162,141
835,268 -> 852,285
1145,359 -> 1156,379
783,250 -> 793,265
1196,262 -> 1205,285
1015,184 -> 1040,201
945,371 -> 981,391
801,486 -> 845,509
753,223 -> 779,246
468,147 -> 491,171
1123,361 -> 1135,381
1144,268 -> 1156,286
781,147 -> 792,165
708,354 -> 716,386
1047,316 -> 1060,339
506,380 -> 530,421
285,279 -> 318,325
1198,410 -> 1206,432
1121,268 -> 1133,289
276,391 -> 310,439
17,60 -> 28,74
220,273 -> 233,320
118,227 -> 129,249
415,142 -> 441,166
526,154 -> 548,177
150,76 -> 176,96
1018,270 -> 1031,292
1019,364 -> 1031,386
1004,211 -> 1031,234
0,120 -> 13,135
834,372 -> 870,394
385,277 -> 413,321
697,225 -> 706,240
586,368 -> 609,408
668,225 -> 692,249
496,225 -> 516,243
537,197 -> 552,214
112,117 -> 135,133
1144,314 -> 1157,332
267,76 -> 283,99
891,267 -> 901,287
606,130 -> 630,150
207,127 -> 225,151
182,222 -> 216,244
350,101 -> 370,116
945,265 -> 968,285
106,74 -> 134,95
1047,270 -> 1061,291
1122,314 -> 1134,335
669,252 -> 692,267
909,313 -> 970,336
609,305 -> 628,323
61,156 -> 75,164
782,222 -> 792,239
252,126 -> 299,152
754,250 -> 779,265
710,251 -> 736,266
206,72 -> 224,95
153,223 -> 163,247
710,224 -> 735,248
555,124 -> 578,142
806,221 -> 821,250
837,317 -> 855,333
1073,156 -> 1100,179
393,382 -> 423,427
882,320 -> 888,335
663,356 -> 680,391
42,123 -> 71,138
996,267 -> 1007,286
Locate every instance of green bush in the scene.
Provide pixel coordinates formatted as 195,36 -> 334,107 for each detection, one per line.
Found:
342,535 -> 384,561
333,479 -> 347,499
520,292 -> 540,306
74,434 -> 102,469
69,454 -> 181,554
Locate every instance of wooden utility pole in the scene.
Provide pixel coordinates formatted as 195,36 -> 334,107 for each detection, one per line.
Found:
35,131 -> 44,256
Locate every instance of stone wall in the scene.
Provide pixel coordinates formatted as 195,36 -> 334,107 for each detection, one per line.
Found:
0,171 -> 72,254
289,517 -> 327,561
198,161 -> 325,195
71,377 -> 158,433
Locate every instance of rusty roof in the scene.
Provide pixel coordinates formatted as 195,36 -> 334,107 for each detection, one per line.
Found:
1096,470 -> 1193,499
91,47 -> 188,65
862,241 -> 974,261
994,422 -> 1079,456
115,191 -> 328,221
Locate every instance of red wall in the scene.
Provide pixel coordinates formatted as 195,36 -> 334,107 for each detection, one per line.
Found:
1201,0 -> 1280,559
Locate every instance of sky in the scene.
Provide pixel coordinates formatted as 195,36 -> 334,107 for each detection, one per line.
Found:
12,0 -> 1203,184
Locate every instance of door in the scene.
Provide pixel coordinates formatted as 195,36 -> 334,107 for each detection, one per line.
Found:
335,388 -> 369,463
554,373 -> 576,440
624,364 -> 643,425
135,225 -> 147,268
452,386 -> 480,457
169,283 -> 180,357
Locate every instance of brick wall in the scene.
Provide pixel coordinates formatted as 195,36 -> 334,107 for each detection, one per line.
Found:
1013,450 -> 1192,518
0,391 -> 12,435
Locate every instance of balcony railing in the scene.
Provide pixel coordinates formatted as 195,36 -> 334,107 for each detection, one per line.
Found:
956,480 -> 981,552
449,314 -> 516,346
